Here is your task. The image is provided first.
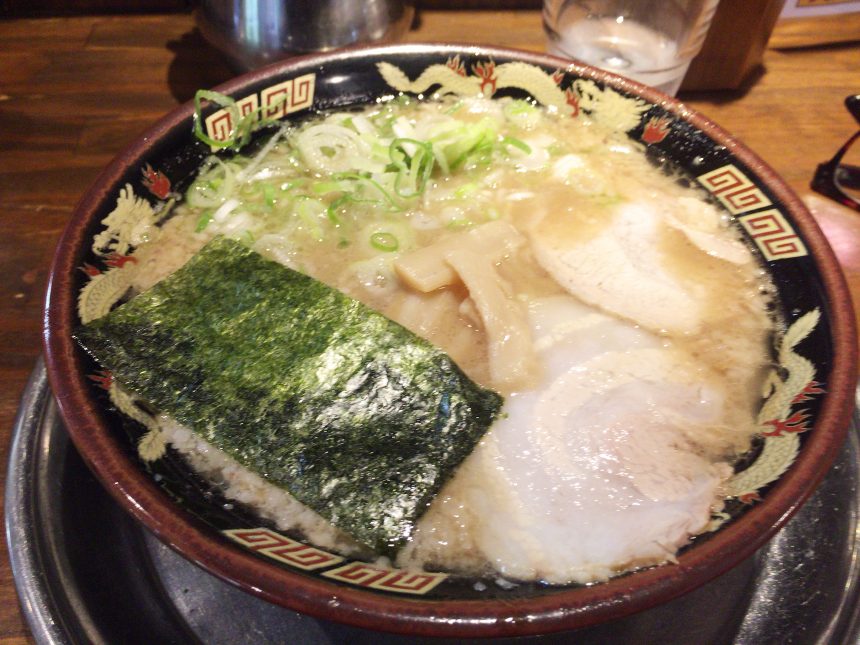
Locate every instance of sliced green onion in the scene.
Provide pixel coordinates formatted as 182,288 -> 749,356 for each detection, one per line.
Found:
442,120 -> 497,171
280,178 -> 308,192
294,196 -> 327,241
192,89 -> 287,151
262,183 -> 276,208
312,180 -> 348,195
370,231 -> 399,252
504,99 -> 537,116
503,99 -> 541,128
431,142 -> 451,175
454,182 -> 480,199
193,90 -> 238,150
390,138 -> 434,198
501,136 -> 532,154
195,210 -> 213,232
446,218 -> 474,230
325,193 -> 352,225
332,172 -> 404,211
445,100 -> 465,115
186,158 -> 238,209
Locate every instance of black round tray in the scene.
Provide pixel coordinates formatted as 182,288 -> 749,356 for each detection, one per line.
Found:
7,358 -> 860,644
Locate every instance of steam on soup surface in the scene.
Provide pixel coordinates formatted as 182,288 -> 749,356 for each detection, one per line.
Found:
119,94 -> 774,584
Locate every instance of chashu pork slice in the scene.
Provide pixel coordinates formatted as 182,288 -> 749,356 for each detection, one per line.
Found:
529,201 -> 705,335
399,295 -> 733,584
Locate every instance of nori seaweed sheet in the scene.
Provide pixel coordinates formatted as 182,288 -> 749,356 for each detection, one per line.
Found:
75,236 -> 503,553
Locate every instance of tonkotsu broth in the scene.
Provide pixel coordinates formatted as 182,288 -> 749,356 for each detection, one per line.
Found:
125,94 -> 775,584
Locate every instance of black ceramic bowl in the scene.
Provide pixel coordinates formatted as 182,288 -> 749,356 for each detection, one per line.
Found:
43,43 -> 858,638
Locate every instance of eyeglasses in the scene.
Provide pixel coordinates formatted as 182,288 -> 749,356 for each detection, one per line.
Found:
812,94 -> 860,211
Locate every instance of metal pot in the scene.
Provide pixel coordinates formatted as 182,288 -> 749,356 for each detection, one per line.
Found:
196,0 -> 414,71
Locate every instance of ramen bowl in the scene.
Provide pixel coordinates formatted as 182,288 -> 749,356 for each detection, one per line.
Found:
43,43 -> 857,638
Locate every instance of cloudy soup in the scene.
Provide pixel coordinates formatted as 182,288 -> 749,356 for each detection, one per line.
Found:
88,94 -> 775,585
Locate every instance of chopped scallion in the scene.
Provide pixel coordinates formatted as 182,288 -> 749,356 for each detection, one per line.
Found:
195,211 -> 213,232
501,136 -> 532,154
390,138 -> 434,198
262,183 -> 276,208
370,231 -> 399,252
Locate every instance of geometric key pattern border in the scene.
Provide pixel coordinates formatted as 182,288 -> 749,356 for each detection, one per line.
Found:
698,163 -> 807,260
322,562 -> 448,595
223,527 -> 448,595
737,208 -> 809,261
204,73 -> 316,150
223,527 -> 343,571
697,163 -> 773,214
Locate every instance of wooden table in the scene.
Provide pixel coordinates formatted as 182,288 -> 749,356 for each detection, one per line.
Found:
0,10 -> 857,644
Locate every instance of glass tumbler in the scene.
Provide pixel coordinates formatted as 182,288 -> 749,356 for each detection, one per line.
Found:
543,0 -> 720,96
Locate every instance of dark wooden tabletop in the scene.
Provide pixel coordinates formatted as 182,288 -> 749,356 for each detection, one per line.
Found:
1,10 -> 858,644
